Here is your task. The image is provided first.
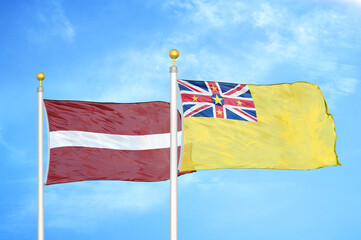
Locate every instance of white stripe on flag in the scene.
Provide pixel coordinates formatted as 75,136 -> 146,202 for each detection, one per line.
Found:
50,130 -> 183,150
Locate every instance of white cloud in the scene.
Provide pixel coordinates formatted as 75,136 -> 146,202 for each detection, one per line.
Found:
42,1 -> 360,111
162,1 -> 359,87
165,0 -> 246,28
43,45 -> 174,103
321,77 -> 359,107
247,2 -> 361,101
339,78 -> 358,93
332,0 -> 361,8
93,48 -> 172,103
52,0 -> 359,106
29,0 -> 75,43
253,2 -> 284,28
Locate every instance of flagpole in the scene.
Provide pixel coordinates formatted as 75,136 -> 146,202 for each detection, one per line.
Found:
37,72 -> 45,240
169,49 -> 179,240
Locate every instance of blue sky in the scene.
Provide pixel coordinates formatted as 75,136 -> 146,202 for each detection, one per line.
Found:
1,0 -> 361,239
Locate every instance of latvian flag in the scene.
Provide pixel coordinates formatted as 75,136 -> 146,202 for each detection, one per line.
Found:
44,100 -> 188,185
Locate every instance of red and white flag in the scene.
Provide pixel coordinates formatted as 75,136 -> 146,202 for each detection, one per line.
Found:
44,100 -> 188,185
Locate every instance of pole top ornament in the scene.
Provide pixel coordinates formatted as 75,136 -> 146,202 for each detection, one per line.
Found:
169,49 -> 179,66
37,72 -> 45,87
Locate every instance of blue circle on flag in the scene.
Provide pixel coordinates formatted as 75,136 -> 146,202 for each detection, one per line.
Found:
211,94 -> 224,106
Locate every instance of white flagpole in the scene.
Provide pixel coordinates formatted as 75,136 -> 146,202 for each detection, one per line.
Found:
169,49 -> 179,240
37,72 -> 45,240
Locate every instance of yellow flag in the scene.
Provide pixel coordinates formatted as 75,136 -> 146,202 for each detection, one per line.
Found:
178,80 -> 339,171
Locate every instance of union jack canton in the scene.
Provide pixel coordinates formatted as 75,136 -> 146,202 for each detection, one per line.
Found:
177,79 -> 258,122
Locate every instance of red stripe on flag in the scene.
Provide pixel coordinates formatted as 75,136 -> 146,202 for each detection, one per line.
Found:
44,100 -> 181,134
177,80 -> 203,93
46,147 -> 190,185
181,93 -> 212,104
185,105 -> 211,118
223,97 -> 255,108
214,105 -> 224,118
207,81 -> 220,95
223,84 -> 247,96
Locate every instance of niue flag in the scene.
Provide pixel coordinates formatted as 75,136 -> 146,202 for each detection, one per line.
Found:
177,79 -> 339,172
44,100 -> 188,185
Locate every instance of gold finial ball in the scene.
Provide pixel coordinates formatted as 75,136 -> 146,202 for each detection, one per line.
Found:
169,49 -> 179,60
36,72 -> 45,81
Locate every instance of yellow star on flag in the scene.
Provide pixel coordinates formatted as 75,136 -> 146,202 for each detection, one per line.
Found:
237,100 -> 243,106
217,109 -> 223,115
192,96 -> 198,102
211,85 -> 218,91
212,95 -> 223,105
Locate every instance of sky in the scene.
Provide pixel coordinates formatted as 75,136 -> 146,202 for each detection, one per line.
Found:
1,0 -> 361,239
